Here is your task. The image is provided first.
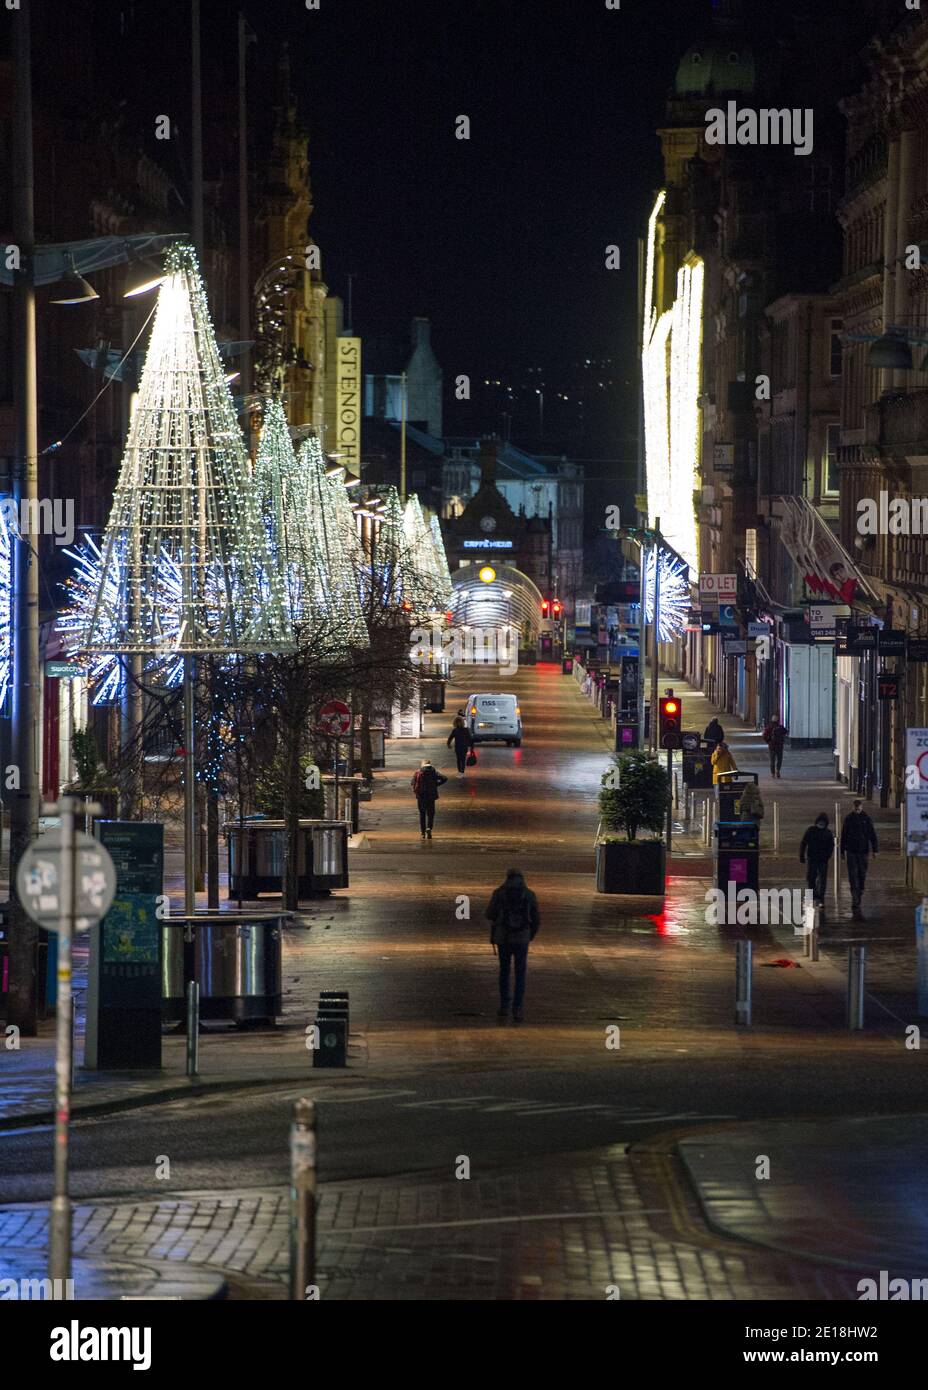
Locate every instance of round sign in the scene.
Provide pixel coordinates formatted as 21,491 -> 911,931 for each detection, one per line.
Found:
317,699 -> 352,737
16,830 -> 117,930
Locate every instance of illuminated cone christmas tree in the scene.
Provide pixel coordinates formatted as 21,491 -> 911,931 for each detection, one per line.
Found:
255,398 -> 338,630
80,244 -> 290,657
429,513 -> 453,609
403,494 -> 443,614
296,436 -> 368,649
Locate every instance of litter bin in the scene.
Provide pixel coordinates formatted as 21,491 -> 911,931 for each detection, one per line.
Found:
227,819 -> 348,898
161,912 -> 286,1024
309,821 -> 349,891
322,776 -> 363,833
715,821 -> 760,893
353,726 -> 386,769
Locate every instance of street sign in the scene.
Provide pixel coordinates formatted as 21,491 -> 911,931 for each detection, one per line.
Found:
317,699 -> 352,736
719,604 -> 738,628
905,729 -> 928,857
747,621 -> 769,638
16,830 -> 116,929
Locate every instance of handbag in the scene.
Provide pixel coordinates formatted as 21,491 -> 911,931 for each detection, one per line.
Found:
466,750 -> 477,766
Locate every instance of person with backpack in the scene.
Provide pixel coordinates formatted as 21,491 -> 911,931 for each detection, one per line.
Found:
410,760 -> 447,840
800,812 -> 835,914
446,715 -> 475,776
839,799 -> 878,917
485,867 -> 540,1022
763,715 -> 788,778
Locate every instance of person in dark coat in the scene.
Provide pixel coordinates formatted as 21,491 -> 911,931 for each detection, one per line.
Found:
485,868 -> 540,1022
704,717 -> 725,752
411,760 -> 447,840
800,813 -> 835,912
446,716 -> 474,776
840,799 -> 878,917
763,715 -> 788,777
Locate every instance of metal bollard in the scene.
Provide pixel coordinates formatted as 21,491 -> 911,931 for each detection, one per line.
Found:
773,801 -> 779,854
735,940 -> 752,1026
847,946 -> 866,1030
289,1098 -> 317,1300
802,903 -> 820,960
71,992 -> 79,1088
186,980 -> 199,1077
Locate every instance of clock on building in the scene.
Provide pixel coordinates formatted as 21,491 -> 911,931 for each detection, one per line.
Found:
479,515 -> 497,534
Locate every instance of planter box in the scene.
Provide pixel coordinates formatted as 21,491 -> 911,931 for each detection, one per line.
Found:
596,838 -> 666,896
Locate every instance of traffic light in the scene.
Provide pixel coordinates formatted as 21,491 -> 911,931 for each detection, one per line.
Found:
658,695 -> 683,750
541,599 -> 550,617
552,600 -> 562,617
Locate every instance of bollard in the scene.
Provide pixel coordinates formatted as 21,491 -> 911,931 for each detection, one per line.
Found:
834,805 -> 842,907
186,980 -> 199,1077
801,903 -> 820,960
702,797 -> 711,848
846,945 -> 866,1030
71,992 -> 79,1089
773,801 -> 779,854
735,940 -> 752,1026
289,1098 -> 317,1301
809,916 -> 819,962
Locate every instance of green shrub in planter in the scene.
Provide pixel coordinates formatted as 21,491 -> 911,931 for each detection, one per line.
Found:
599,750 -> 669,841
596,751 -> 669,895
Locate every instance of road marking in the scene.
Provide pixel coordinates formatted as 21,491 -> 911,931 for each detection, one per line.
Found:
325,1208 -> 670,1237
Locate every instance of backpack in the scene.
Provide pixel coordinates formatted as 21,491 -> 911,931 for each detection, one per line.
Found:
499,888 -> 532,940
412,769 -> 427,796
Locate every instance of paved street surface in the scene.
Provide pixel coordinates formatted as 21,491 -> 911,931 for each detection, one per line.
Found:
2,662 -> 927,1299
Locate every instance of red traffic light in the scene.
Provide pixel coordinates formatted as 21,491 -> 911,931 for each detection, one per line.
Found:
664,699 -> 678,715
541,600 -> 550,615
658,696 -> 683,750
552,600 -> 562,616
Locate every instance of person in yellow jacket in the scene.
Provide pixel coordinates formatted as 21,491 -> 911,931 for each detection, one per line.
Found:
711,741 -> 738,784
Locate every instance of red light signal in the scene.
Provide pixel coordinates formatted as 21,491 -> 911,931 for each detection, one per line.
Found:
658,696 -> 683,749
552,600 -> 562,616
541,599 -> 550,616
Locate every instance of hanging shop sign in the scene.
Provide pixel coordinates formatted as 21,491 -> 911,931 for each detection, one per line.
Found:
45,661 -> 85,680
846,623 -> 878,654
722,638 -> 748,656
878,673 -> 901,700
809,604 -> 850,639
878,629 -> 907,657
747,621 -> 770,638
335,337 -> 362,473
908,638 -> 928,662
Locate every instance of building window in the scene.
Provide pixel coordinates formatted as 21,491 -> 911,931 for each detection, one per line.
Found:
823,423 -> 840,496
828,318 -> 843,378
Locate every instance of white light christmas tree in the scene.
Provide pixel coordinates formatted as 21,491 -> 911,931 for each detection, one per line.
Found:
79,243 -> 291,658
403,494 -> 443,615
296,437 -> 368,649
374,486 -> 414,611
429,512 -> 453,610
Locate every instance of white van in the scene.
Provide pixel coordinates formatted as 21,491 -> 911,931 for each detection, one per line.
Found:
465,693 -> 522,746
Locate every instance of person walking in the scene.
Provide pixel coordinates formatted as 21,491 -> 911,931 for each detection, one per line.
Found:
763,715 -> 788,778
703,717 -> 725,753
410,760 -> 447,840
485,868 -> 540,1022
446,715 -> 474,776
800,813 -> 835,915
711,740 -> 738,784
840,799 -> 878,917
